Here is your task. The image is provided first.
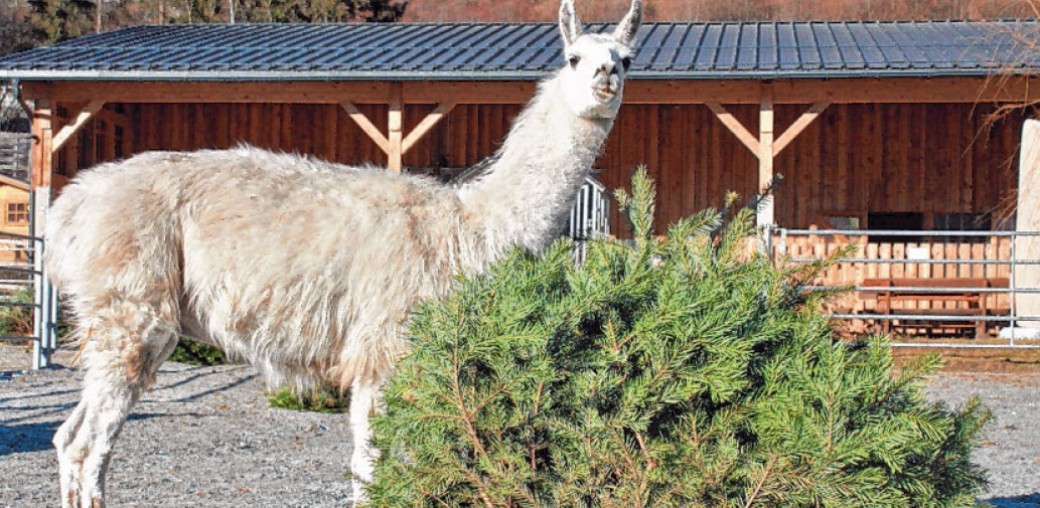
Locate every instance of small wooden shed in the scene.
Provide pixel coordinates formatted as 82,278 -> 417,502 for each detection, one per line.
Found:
0,20 -> 1038,236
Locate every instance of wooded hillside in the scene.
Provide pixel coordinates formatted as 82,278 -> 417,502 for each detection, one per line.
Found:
403,0 -> 1038,22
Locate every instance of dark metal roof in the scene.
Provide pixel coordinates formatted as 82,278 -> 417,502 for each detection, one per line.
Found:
1,20 -> 1037,81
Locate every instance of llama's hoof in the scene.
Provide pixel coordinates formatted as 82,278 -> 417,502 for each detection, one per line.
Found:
351,478 -> 369,506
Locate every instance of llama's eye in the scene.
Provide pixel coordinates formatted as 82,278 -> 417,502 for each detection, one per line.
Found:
621,57 -> 632,71
568,55 -> 581,68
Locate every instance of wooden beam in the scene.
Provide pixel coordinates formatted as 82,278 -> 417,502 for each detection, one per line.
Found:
625,76 -> 1040,104
20,81 -> 534,105
401,101 -> 456,154
758,92 -> 775,228
51,100 -> 105,153
706,102 -> 759,155
773,102 -> 829,156
19,76 -> 1040,106
31,99 -> 53,189
340,101 -> 390,154
387,83 -> 403,172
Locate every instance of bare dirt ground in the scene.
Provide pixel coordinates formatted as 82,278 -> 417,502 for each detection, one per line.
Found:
2,342 -> 1040,507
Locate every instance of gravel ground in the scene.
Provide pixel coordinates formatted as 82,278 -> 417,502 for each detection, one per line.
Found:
2,343 -> 1040,507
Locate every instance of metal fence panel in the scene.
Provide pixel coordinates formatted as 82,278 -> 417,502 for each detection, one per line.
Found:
773,227 -> 1040,348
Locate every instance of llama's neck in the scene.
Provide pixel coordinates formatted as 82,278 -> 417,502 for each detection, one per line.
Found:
458,74 -> 615,260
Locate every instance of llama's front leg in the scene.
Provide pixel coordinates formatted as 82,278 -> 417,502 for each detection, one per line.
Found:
349,380 -> 382,505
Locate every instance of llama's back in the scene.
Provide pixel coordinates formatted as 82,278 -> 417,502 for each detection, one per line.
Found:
46,146 -> 472,387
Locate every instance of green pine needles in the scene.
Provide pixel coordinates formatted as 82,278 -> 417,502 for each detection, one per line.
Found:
368,167 -> 991,507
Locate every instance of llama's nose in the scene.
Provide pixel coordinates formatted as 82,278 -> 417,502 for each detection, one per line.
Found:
597,63 -> 617,77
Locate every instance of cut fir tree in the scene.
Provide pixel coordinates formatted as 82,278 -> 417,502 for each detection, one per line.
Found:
368,167 -> 990,507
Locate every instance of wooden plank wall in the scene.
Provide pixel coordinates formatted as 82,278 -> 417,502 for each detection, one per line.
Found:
125,103 -> 523,175
53,101 -> 1023,235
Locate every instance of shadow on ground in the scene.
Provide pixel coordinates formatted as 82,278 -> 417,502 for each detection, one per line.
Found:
986,494 -> 1040,507
0,413 -> 173,456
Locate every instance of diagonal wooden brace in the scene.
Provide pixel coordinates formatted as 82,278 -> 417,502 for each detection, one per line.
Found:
51,100 -> 105,153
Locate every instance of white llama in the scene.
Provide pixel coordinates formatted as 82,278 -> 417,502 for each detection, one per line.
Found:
46,0 -> 641,505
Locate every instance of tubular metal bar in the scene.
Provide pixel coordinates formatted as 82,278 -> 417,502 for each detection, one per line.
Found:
0,231 -> 35,241
787,257 -> 1040,266
0,265 -> 44,274
890,343 -> 1040,349
777,229 -> 1040,237
852,286 -> 1033,293
802,285 -> 1040,294
0,301 -> 41,307
830,313 -> 1028,322
0,335 -> 34,342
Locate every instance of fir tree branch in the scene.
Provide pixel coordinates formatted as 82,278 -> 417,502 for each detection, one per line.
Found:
744,454 -> 779,508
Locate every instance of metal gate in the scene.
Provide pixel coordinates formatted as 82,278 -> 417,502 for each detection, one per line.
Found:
0,231 -> 56,369
568,176 -> 610,261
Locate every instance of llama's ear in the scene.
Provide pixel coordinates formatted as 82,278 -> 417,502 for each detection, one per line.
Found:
612,0 -> 642,46
558,0 -> 582,47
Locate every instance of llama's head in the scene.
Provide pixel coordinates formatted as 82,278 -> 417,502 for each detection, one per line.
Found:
557,0 -> 642,120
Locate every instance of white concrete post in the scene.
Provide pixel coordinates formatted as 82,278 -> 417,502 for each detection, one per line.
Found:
1003,119 -> 1040,339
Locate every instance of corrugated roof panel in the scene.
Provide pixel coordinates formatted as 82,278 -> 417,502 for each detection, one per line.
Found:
672,24 -> 706,70
735,23 -> 758,70
758,23 -> 778,71
1,20 -> 1037,80
776,23 -> 800,70
888,22 -> 931,67
847,23 -> 887,69
715,24 -> 741,70
692,24 -> 722,71
635,24 -> 669,70
864,23 -> 909,69
650,23 -> 687,70
830,23 -> 865,70
813,23 -> 845,70
794,23 -> 821,70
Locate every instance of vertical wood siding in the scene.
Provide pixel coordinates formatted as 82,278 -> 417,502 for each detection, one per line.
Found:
55,102 -> 1022,234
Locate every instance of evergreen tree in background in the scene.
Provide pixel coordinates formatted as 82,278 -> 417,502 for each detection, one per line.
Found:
368,167 -> 991,507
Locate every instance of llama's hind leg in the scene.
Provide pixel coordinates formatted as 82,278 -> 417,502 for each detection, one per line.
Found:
349,380 -> 382,504
55,318 -> 179,508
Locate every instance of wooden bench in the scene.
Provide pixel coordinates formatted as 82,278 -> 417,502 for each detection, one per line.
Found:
860,277 -> 1010,338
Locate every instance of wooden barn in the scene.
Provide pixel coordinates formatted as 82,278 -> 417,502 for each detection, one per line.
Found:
2,20 -> 1040,339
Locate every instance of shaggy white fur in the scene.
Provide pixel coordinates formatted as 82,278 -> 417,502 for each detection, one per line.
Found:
46,1 -> 641,506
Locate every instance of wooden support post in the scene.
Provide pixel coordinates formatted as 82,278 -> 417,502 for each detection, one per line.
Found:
387,83 -> 403,172
31,99 -> 53,189
51,100 -> 105,153
708,98 -> 827,229
342,95 -> 455,172
30,98 -> 54,369
758,92 -> 775,228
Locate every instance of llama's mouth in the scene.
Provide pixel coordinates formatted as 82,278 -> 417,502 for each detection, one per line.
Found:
593,87 -> 617,103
